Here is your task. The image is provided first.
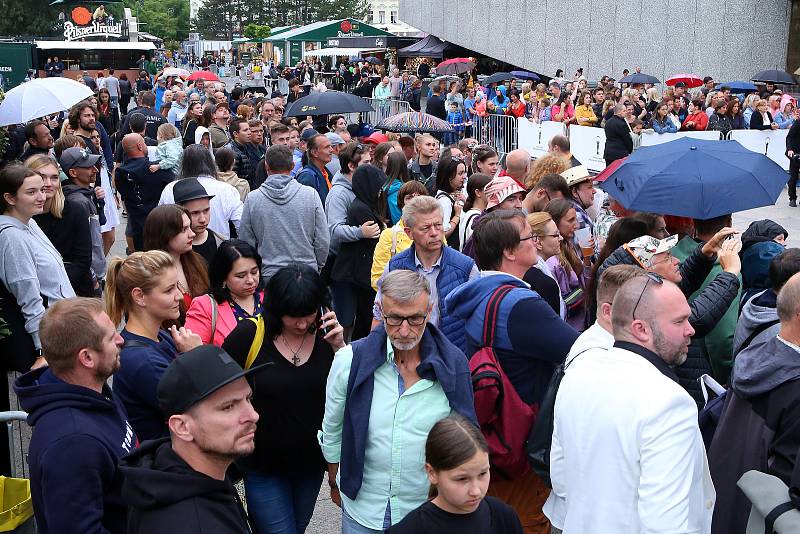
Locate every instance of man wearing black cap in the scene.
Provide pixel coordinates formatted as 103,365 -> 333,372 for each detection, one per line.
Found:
173,178 -> 222,264
120,345 -> 268,533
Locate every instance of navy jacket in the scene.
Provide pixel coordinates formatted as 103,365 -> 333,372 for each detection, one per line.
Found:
14,367 -> 136,534
339,323 -> 476,500
115,156 -> 174,249
296,163 -> 331,204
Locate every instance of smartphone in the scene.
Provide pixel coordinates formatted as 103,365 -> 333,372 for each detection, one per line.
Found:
318,306 -> 329,335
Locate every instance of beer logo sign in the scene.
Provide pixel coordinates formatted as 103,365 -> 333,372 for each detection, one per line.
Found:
71,7 -> 92,25
340,20 -> 352,33
64,6 -> 123,41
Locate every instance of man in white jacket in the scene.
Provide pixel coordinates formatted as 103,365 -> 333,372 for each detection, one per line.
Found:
545,274 -> 715,533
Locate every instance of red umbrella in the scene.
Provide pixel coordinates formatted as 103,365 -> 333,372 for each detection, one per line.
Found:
187,71 -> 220,82
435,58 -> 475,76
665,74 -> 703,88
593,157 -> 626,183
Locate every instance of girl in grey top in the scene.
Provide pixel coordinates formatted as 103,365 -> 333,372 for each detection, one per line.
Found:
0,165 -> 74,355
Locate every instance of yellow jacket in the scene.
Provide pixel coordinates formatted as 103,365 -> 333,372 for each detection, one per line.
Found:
575,104 -> 598,126
371,220 -> 413,290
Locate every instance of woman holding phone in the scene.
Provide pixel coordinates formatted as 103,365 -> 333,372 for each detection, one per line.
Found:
222,264 -> 344,534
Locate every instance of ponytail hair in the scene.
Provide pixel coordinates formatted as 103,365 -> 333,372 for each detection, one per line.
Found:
104,250 -> 175,325
425,415 -> 488,498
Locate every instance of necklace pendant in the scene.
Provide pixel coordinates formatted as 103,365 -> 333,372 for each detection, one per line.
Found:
292,355 -> 300,366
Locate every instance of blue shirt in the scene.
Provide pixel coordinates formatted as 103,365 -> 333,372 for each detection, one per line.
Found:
319,338 -> 452,529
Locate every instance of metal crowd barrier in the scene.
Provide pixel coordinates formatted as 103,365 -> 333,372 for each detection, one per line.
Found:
361,98 -> 411,127
473,114 -> 519,156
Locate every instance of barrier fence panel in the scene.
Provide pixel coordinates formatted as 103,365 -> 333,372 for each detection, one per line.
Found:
362,98 -> 411,127
517,120 -> 566,159
473,114 -> 518,156
729,129 -> 790,171
639,130 -> 722,147
568,125 -> 607,173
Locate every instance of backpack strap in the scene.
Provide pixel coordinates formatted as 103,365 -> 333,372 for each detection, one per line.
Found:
739,319 -> 780,353
244,315 -> 266,370
482,285 -> 515,347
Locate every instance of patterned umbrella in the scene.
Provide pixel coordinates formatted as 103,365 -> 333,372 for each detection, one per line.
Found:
665,74 -> 703,88
376,111 -> 454,133
435,58 -> 475,76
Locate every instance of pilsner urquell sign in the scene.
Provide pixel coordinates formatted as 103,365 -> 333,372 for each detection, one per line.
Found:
63,6 -> 123,41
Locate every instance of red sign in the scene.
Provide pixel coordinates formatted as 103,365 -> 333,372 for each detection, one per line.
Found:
71,6 -> 92,25
340,20 -> 352,33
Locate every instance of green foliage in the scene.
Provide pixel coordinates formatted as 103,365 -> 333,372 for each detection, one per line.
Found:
0,0 -> 61,37
244,24 -> 272,41
313,0 -> 370,21
123,0 -> 190,43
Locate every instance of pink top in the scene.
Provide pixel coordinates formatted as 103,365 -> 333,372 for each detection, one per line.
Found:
185,291 -> 265,346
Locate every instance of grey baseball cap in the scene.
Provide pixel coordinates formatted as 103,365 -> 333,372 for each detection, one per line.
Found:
59,147 -> 101,173
325,132 -> 346,145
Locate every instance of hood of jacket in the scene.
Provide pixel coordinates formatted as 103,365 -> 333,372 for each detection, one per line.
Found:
331,172 -> 353,191
120,438 -> 237,509
739,289 -> 778,336
732,336 -> 800,398
194,126 -> 211,145
258,173 -> 301,205
14,367 -> 119,426
445,272 -> 529,322
741,219 -> 788,253
351,165 -> 385,206
62,182 -> 95,202
597,245 -> 639,279
742,241 -> 785,291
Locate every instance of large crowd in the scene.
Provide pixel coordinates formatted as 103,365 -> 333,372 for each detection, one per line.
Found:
1,61 -> 800,534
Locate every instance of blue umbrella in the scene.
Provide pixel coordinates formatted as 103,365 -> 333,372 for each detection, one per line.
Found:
510,70 -> 540,81
752,69 -> 797,85
618,72 -> 660,85
599,137 -> 788,219
716,80 -> 758,94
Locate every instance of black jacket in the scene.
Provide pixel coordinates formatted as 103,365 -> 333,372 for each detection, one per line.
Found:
426,93 -> 447,120
709,336 -> 800,534
33,199 -> 93,297
121,438 -> 252,534
115,156 -> 175,249
603,115 -> 633,162
786,120 -> 800,156
331,165 -> 386,288
749,110 -> 774,131
120,106 -> 167,140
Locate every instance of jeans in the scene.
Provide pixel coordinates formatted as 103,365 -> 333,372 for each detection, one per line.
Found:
341,507 -> 385,534
244,469 -> 323,534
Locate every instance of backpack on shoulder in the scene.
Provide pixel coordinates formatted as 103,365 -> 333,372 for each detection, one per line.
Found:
470,284 -> 536,480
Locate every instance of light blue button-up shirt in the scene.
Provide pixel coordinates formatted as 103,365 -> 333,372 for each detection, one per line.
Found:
319,339 -> 452,530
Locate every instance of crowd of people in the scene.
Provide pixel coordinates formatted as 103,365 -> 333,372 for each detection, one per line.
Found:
1,63 -> 800,534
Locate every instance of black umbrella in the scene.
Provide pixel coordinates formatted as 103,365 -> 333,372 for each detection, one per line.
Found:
482,72 -> 513,85
618,73 -> 660,85
752,69 -> 797,85
364,56 -> 383,65
284,91 -> 374,117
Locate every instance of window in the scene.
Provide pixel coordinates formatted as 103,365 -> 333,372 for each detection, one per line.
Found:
390,11 -> 397,23
378,10 -> 386,24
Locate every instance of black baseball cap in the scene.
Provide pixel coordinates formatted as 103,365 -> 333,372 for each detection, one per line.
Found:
157,345 -> 271,417
674,81 -> 687,88
173,178 -> 214,204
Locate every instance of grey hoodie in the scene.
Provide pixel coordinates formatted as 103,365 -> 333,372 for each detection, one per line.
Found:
239,173 -> 328,281
732,335 -> 800,398
324,172 -> 360,255
733,289 -> 780,355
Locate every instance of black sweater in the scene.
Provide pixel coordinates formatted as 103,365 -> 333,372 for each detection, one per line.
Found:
603,115 -> 633,162
33,199 -> 93,297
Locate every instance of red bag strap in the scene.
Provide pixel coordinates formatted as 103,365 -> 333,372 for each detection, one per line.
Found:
482,285 -> 515,347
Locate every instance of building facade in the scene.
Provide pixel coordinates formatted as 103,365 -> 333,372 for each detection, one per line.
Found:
399,0 -> 793,82
368,0 -> 421,37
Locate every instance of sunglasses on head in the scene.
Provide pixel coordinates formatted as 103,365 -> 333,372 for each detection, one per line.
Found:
631,272 -> 664,320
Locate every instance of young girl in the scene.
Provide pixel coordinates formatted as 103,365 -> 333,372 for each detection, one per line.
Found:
149,123 -> 184,173
388,415 -> 522,533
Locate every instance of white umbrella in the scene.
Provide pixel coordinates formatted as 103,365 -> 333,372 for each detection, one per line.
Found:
0,78 -> 94,126
161,67 -> 190,79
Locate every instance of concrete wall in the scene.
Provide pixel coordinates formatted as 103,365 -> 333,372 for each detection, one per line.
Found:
399,0 -> 791,83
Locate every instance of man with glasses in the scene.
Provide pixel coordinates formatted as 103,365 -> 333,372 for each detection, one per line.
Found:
446,210 -> 578,533
546,274 -> 714,534
320,270 -> 476,533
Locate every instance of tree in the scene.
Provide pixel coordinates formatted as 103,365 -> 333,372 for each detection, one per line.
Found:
123,0 -> 190,43
0,0 -> 61,37
310,0 -> 369,21
244,24 -> 272,41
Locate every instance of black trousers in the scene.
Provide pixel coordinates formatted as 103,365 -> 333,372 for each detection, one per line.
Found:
789,157 -> 799,201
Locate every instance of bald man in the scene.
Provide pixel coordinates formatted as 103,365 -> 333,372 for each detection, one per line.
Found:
115,133 -> 175,251
503,149 -> 531,188
545,276 -> 714,533
710,271 -> 800,533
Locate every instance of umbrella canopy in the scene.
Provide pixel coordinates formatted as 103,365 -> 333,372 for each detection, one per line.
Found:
428,75 -> 459,90
665,74 -> 703,88
376,111 -> 454,133
593,157 -> 627,183
618,73 -> 660,85
348,56 -> 361,64
284,91 -> 374,117
510,70 -> 540,81
0,77 -> 93,127
716,80 -> 758,94
161,67 -> 190,79
187,71 -> 220,82
482,72 -> 513,85
752,69 -> 797,85
599,137 -> 788,219
364,56 -> 383,65
435,58 -> 475,76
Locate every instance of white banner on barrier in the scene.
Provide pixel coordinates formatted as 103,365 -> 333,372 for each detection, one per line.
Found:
729,129 -> 790,171
568,125 -> 607,173
517,120 -> 566,160
639,130 -> 722,146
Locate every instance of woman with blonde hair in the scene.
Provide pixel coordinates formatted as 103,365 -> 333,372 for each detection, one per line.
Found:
527,211 -> 566,318
236,103 -> 253,121
742,93 -> 760,128
105,250 -> 201,441
26,154 -> 94,297
525,153 -> 568,190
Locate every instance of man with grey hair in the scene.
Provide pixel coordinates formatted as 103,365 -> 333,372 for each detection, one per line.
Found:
240,144 -> 328,281
373,195 -> 478,352
167,90 -> 188,128
320,269 -> 476,532
603,103 -> 633,165
709,271 -> 800,533
546,275 -> 714,533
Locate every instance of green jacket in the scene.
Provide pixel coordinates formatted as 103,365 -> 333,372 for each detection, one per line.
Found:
672,236 -> 741,382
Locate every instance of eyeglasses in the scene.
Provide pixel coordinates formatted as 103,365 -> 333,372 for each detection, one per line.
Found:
631,272 -> 664,320
382,312 -> 428,327
519,233 -> 538,242
537,233 -> 561,239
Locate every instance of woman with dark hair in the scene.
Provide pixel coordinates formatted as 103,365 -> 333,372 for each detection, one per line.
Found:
383,151 -> 412,224
373,141 -> 397,172
552,93 -> 576,125
435,155 -> 467,249
331,165 -> 387,340
471,145 -> 499,176
143,204 -> 210,326
96,88 -> 117,134
506,90 -> 527,119
726,98 -> 745,130
185,239 -> 265,346
546,198 -> 587,330
118,73 -> 132,117
222,264 -> 344,534
388,414 -> 522,533
181,101 -> 204,148
459,172 -> 492,247
650,102 -> 678,133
